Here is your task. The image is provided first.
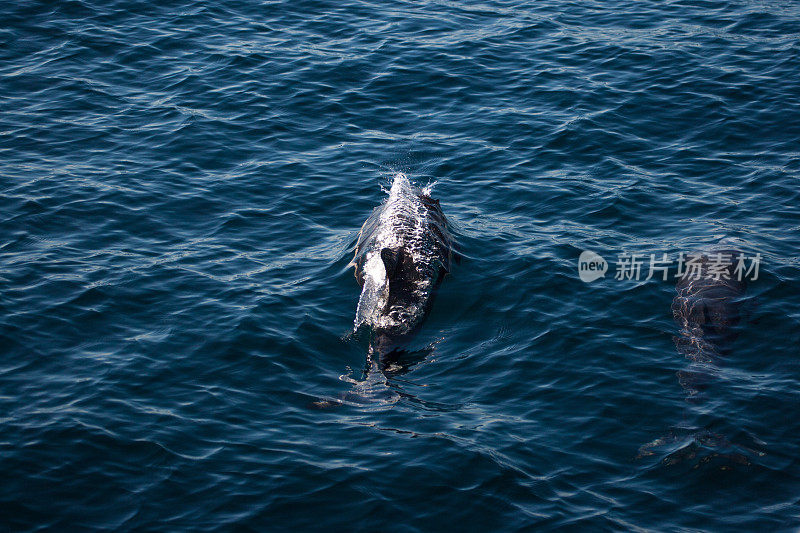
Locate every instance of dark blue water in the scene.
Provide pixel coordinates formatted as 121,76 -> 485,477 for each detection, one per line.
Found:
2,0 -> 800,530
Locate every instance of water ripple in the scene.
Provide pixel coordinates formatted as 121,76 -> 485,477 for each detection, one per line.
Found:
2,0 -> 800,530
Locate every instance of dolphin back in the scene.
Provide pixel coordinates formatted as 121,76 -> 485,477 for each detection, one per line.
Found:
672,248 -> 746,356
352,174 -> 454,338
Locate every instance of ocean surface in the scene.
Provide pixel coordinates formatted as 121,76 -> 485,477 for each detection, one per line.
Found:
2,0 -> 800,530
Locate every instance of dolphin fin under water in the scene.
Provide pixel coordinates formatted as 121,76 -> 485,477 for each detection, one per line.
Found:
638,243 -> 766,468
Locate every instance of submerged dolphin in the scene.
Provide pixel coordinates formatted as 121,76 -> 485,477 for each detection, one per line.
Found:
671,247 -> 746,399
639,244 -> 763,466
351,173 -> 455,352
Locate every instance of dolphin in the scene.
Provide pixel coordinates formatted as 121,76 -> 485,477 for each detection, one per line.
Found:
311,173 -> 454,409
671,247 -> 747,400
638,244 -> 764,466
351,173 -> 455,353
